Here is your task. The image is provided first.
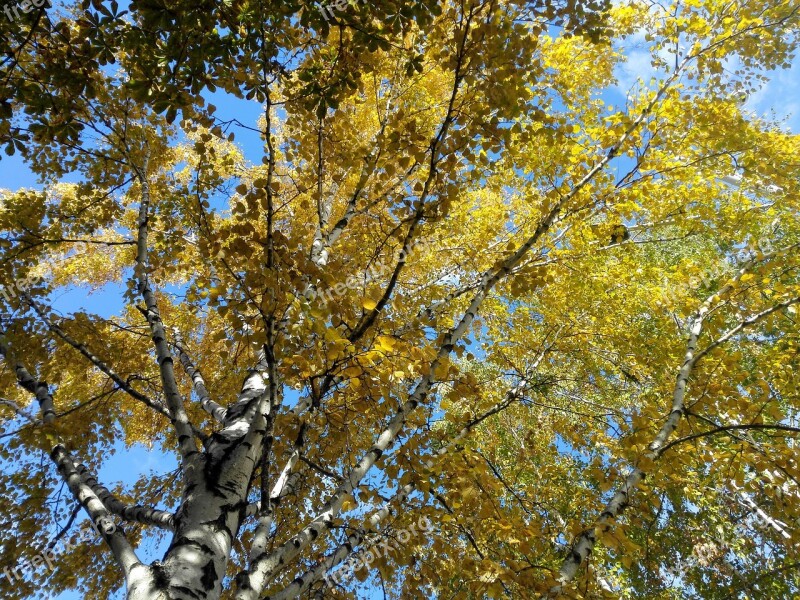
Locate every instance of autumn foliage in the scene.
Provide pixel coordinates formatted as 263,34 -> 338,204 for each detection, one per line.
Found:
1,0 -> 800,598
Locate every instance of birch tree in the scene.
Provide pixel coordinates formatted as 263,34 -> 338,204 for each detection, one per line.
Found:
1,0 -> 799,598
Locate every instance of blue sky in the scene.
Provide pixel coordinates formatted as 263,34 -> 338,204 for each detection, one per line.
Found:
613,27 -> 800,133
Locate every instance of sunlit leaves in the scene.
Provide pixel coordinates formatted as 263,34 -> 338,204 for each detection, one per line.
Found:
1,0 -> 799,598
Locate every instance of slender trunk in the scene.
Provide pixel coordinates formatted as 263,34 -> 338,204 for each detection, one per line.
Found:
157,480 -> 240,600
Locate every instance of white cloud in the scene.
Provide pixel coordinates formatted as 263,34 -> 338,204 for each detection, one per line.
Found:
613,29 -> 675,96
612,27 -> 800,135
744,56 -> 800,133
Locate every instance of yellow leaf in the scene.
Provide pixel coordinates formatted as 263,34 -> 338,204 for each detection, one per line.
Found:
341,494 -> 357,511
376,335 -> 396,351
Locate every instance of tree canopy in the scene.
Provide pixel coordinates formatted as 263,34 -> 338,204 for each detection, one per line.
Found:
1,0 -> 800,598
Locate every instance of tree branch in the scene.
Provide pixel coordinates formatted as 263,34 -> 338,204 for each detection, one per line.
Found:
0,339 -> 145,582
133,156 -> 202,470
23,294 -> 171,420
75,464 -> 176,531
172,330 -> 227,423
